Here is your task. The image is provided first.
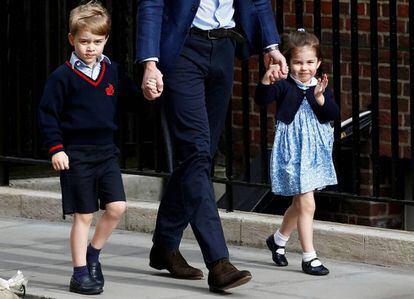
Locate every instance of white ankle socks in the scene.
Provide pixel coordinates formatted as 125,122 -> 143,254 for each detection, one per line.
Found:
273,230 -> 289,254
302,251 -> 322,267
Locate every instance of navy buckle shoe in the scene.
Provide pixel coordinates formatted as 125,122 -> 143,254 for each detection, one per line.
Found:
302,258 -> 329,276
88,262 -> 104,288
69,274 -> 103,295
266,235 -> 288,267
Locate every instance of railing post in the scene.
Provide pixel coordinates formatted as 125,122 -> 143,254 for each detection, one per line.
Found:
0,164 -> 9,186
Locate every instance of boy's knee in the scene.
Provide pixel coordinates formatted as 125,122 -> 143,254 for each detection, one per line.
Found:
106,201 -> 126,219
74,213 -> 94,224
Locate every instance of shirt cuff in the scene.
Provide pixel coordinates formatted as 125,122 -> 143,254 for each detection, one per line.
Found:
140,57 -> 159,64
264,44 -> 279,50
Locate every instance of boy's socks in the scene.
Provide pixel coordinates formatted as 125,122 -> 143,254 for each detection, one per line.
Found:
73,266 -> 89,282
273,230 -> 289,254
302,251 -> 322,266
87,243 -> 102,265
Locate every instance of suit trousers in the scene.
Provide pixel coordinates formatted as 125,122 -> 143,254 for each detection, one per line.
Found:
153,33 -> 236,265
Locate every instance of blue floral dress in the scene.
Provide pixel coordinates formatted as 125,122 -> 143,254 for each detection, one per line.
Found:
270,76 -> 337,196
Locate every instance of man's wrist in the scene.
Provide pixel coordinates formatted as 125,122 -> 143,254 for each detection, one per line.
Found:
143,60 -> 157,70
263,45 -> 279,54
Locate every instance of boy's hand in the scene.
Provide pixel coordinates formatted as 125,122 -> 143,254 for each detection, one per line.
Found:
141,61 -> 163,100
51,151 -> 69,171
314,74 -> 328,105
261,61 -> 282,85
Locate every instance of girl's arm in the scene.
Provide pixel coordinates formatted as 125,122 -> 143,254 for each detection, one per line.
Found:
307,87 -> 340,122
254,79 -> 285,106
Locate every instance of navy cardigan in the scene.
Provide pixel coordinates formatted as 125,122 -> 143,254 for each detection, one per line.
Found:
255,76 -> 340,124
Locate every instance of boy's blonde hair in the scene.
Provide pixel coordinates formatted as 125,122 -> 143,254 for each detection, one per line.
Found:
283,29 -> 322,63
69,0 -> 111,36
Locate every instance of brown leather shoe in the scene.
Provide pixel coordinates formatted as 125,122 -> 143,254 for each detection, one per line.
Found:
149,245 -> 204,279
208,259 -> 252,293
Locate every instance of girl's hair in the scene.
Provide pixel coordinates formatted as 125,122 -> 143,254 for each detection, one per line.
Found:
69,0 -> 111,36
283,29 -> 322,62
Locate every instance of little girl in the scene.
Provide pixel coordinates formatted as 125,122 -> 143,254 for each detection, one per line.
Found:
255,29 -> 339,276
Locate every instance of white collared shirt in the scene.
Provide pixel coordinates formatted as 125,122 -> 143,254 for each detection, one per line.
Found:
192,0 -> 235,30
69,52 -> 111,80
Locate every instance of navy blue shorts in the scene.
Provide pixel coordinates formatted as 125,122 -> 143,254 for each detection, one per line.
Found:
60,144 -> 126,215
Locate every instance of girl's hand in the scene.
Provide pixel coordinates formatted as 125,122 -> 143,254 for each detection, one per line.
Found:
261,59 -> 283,85
51,151 -> 69,171
314,74 -> 328,105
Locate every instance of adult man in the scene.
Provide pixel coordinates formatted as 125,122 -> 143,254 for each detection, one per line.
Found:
136,0 -> 287,292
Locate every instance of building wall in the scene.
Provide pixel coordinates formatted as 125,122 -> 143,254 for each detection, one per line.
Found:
230,1 -> 410,228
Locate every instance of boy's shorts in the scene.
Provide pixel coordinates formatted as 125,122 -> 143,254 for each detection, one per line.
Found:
60,144 -> 126,215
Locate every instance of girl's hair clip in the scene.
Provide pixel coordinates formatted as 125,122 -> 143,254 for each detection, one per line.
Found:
297,28 -> 306,32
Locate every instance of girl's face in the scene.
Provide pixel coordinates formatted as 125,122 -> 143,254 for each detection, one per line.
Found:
289,46 -> 321,84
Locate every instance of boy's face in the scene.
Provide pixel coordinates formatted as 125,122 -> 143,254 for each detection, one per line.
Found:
289,46 -> 321,84
68,30 -> 108,67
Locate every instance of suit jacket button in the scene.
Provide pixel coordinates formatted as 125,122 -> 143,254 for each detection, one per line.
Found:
303,90 -> 306,94
191,5 -> 197,12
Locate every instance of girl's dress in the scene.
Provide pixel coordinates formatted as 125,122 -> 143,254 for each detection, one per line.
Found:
270,76 -> 337,196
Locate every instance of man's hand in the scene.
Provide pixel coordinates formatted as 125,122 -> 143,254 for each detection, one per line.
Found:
264,49 -> 288,80
314,74 -> 328,106
141,61 -> 164,100
51,151 -> 69,171
261,61 -> 282,85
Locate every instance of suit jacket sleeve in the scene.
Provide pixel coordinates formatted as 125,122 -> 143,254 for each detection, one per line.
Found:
136,0 -> 164,62
251,0 -> 280,47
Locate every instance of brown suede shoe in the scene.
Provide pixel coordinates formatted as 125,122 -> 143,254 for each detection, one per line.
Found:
149,245 -> 204,279
208,259 -> 252,293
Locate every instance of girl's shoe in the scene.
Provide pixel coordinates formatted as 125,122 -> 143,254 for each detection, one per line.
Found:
301,258 -> 329,276
266,235 -> 288,266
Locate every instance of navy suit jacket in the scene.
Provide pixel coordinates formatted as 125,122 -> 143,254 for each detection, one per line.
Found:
136,0 -> 280,72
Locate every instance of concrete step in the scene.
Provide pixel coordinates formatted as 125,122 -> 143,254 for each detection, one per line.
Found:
10,175 -> 226,203
0,186 -> 413,270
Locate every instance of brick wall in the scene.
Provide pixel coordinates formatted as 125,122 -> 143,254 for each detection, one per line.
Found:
230,1 -> 410,228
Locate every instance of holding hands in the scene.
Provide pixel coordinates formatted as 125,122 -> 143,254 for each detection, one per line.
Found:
314,74 -> 328,105
51,151 -> 69,171
261,59 -> 284,85
264,49 -> 288,81
142,61 -> 163,100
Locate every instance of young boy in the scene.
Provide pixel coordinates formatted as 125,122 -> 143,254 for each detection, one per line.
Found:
38,1 -> 138,295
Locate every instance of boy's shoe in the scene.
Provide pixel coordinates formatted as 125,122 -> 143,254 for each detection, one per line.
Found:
266,235 -> 288,266
149,245 -> 204,279
208,259 -> 252,293
88,262 -> 104,287
301,258 -> 329,276
69,274 -> 103,295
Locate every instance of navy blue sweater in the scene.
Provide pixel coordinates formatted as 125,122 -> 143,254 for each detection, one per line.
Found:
255,76 -> 340,124
39,61 -> 139,155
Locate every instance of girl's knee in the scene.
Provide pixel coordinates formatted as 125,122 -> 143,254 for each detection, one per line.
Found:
295,193 -> 315,214
106,201 -> 126,219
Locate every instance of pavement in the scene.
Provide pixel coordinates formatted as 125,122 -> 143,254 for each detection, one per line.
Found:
1,217 -> 414,299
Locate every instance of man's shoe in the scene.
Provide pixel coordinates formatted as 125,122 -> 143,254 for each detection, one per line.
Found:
88,262 -> 104,287
302,258 -> 329,276
208,259 -> 252,293
266,235 -> 288,266
149,245 -> 204,279
69,274 -> 103,295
